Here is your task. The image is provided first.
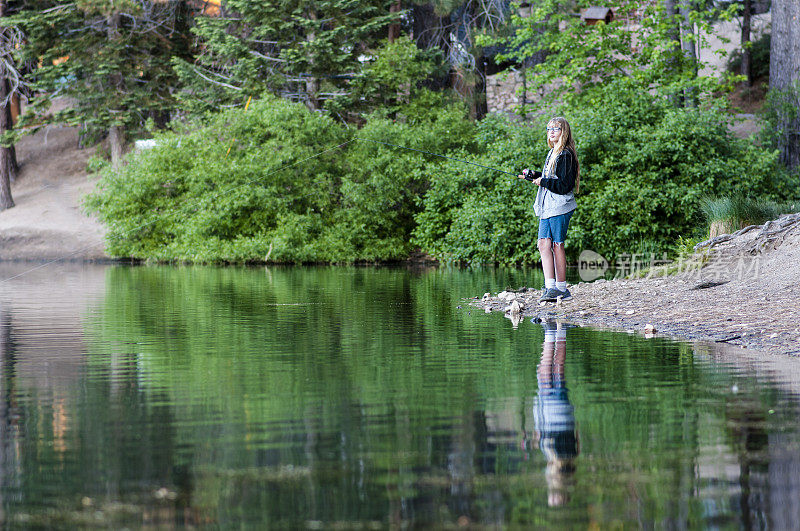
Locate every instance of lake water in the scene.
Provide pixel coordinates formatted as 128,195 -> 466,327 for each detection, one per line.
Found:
1,263 -> 799,528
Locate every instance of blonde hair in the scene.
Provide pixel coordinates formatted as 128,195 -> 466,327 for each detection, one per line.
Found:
545,117 -> 580,194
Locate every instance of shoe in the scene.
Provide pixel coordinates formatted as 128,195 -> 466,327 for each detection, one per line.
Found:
539,287 -> 560,302
557,288 -> 572,301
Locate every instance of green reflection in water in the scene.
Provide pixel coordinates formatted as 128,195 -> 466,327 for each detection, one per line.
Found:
2,265 -> 798,529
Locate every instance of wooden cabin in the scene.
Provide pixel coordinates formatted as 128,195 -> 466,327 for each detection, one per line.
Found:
581,7 -> 614,25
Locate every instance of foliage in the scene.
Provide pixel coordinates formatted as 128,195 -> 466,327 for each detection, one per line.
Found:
174,0 -> 399,116
413,80 -> 791,264
412,115 -> 545,265
85,95 -> 476,263
324,36 -> 451,120
727,31 -> 770,81
480,0 -> 741,108
7,0 -> 191,145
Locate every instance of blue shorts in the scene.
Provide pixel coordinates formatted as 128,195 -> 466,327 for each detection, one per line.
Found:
538,210 -> 573,244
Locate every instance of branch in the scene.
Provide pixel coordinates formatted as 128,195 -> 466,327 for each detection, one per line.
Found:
192,67 -> 242,91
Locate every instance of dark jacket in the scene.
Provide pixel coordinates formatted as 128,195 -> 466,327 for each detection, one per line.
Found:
533,148 -> 578,219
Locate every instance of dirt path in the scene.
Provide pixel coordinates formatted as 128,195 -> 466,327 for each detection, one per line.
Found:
0,124 -> 108,261
474,214 -> 800,356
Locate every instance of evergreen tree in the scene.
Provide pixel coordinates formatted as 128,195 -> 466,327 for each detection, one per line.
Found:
0,0 -> 27,211
175,0 -> 399,115
408,1 -> 510,120
483,0 -> 740,109
10,0 -> 194,167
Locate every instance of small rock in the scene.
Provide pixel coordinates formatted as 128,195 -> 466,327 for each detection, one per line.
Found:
625,309 -> 635,315
497,291 -> 509,300
154,487 -> 175,500
482,292 -> 491,301
644,324 -> 656,333
506,300 -> 523,315
484,307 -> 492,313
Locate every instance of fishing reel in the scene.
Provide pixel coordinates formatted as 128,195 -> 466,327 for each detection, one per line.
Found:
522,169 -> 542,182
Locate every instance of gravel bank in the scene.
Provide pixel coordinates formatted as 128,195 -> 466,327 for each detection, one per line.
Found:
472,214 -> 800,356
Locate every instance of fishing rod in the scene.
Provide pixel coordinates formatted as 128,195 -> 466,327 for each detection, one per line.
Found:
358,138 -> 522,178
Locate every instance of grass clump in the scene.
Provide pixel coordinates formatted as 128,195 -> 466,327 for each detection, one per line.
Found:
701,196 -> 797,237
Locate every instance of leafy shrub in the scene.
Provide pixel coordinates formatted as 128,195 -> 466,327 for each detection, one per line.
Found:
568,84 -> 789,259
413,80 -> 791,264
412,116 -> 546,264
86,95 -> 477,263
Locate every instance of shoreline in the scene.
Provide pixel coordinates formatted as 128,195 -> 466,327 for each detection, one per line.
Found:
474,214 -> 800,356
473,285 -> 798,356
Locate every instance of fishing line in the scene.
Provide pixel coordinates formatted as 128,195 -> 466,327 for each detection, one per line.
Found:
0,133 -> 520,284
358,138 -> 517,177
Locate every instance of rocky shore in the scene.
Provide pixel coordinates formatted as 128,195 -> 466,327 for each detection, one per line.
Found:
471,213 -> 800,356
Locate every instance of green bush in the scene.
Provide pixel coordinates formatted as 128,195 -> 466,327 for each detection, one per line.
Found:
87,84 -> 792,266
86,95 -> 477,263
413,80 -> 792,264
412,116 -> 546,264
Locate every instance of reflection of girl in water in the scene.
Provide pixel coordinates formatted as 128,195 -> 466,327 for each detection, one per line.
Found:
530,321 -> 579,506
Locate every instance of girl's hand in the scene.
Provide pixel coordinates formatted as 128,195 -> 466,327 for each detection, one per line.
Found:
533,177 -> 542,186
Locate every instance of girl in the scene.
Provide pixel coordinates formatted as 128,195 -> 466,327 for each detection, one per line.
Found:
520,117 -> 580,302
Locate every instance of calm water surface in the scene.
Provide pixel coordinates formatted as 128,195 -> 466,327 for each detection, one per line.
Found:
0,263 -> 799,528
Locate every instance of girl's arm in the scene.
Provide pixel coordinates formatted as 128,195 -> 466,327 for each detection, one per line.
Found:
537,150 -> 576,195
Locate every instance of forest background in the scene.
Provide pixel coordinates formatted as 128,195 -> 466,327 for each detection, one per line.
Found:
0,0 -> 798,265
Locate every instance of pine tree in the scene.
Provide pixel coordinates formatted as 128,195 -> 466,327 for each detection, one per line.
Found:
175,0 -> 399,115
409,1 -> 510,119
0,0 -> 26,211
10,0 -> 193,167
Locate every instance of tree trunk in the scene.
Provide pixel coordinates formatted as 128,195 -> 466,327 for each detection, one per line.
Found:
108,125 -> 125,169
411,3 -> 450,90
388,0 -> 402,43
769,0 -> 800,169
107,13 -> 126,169
0,0 -> 17,194
663,0 -> 682,106
473,54 -> 487,120
0,78 -> 14,211
305,8 -> 320,111
741,0 -> 752,87
679,0 -> 697,107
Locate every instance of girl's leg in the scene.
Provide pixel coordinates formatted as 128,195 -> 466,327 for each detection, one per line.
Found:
538,238 -> 555,284
553,242 -> 567,283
